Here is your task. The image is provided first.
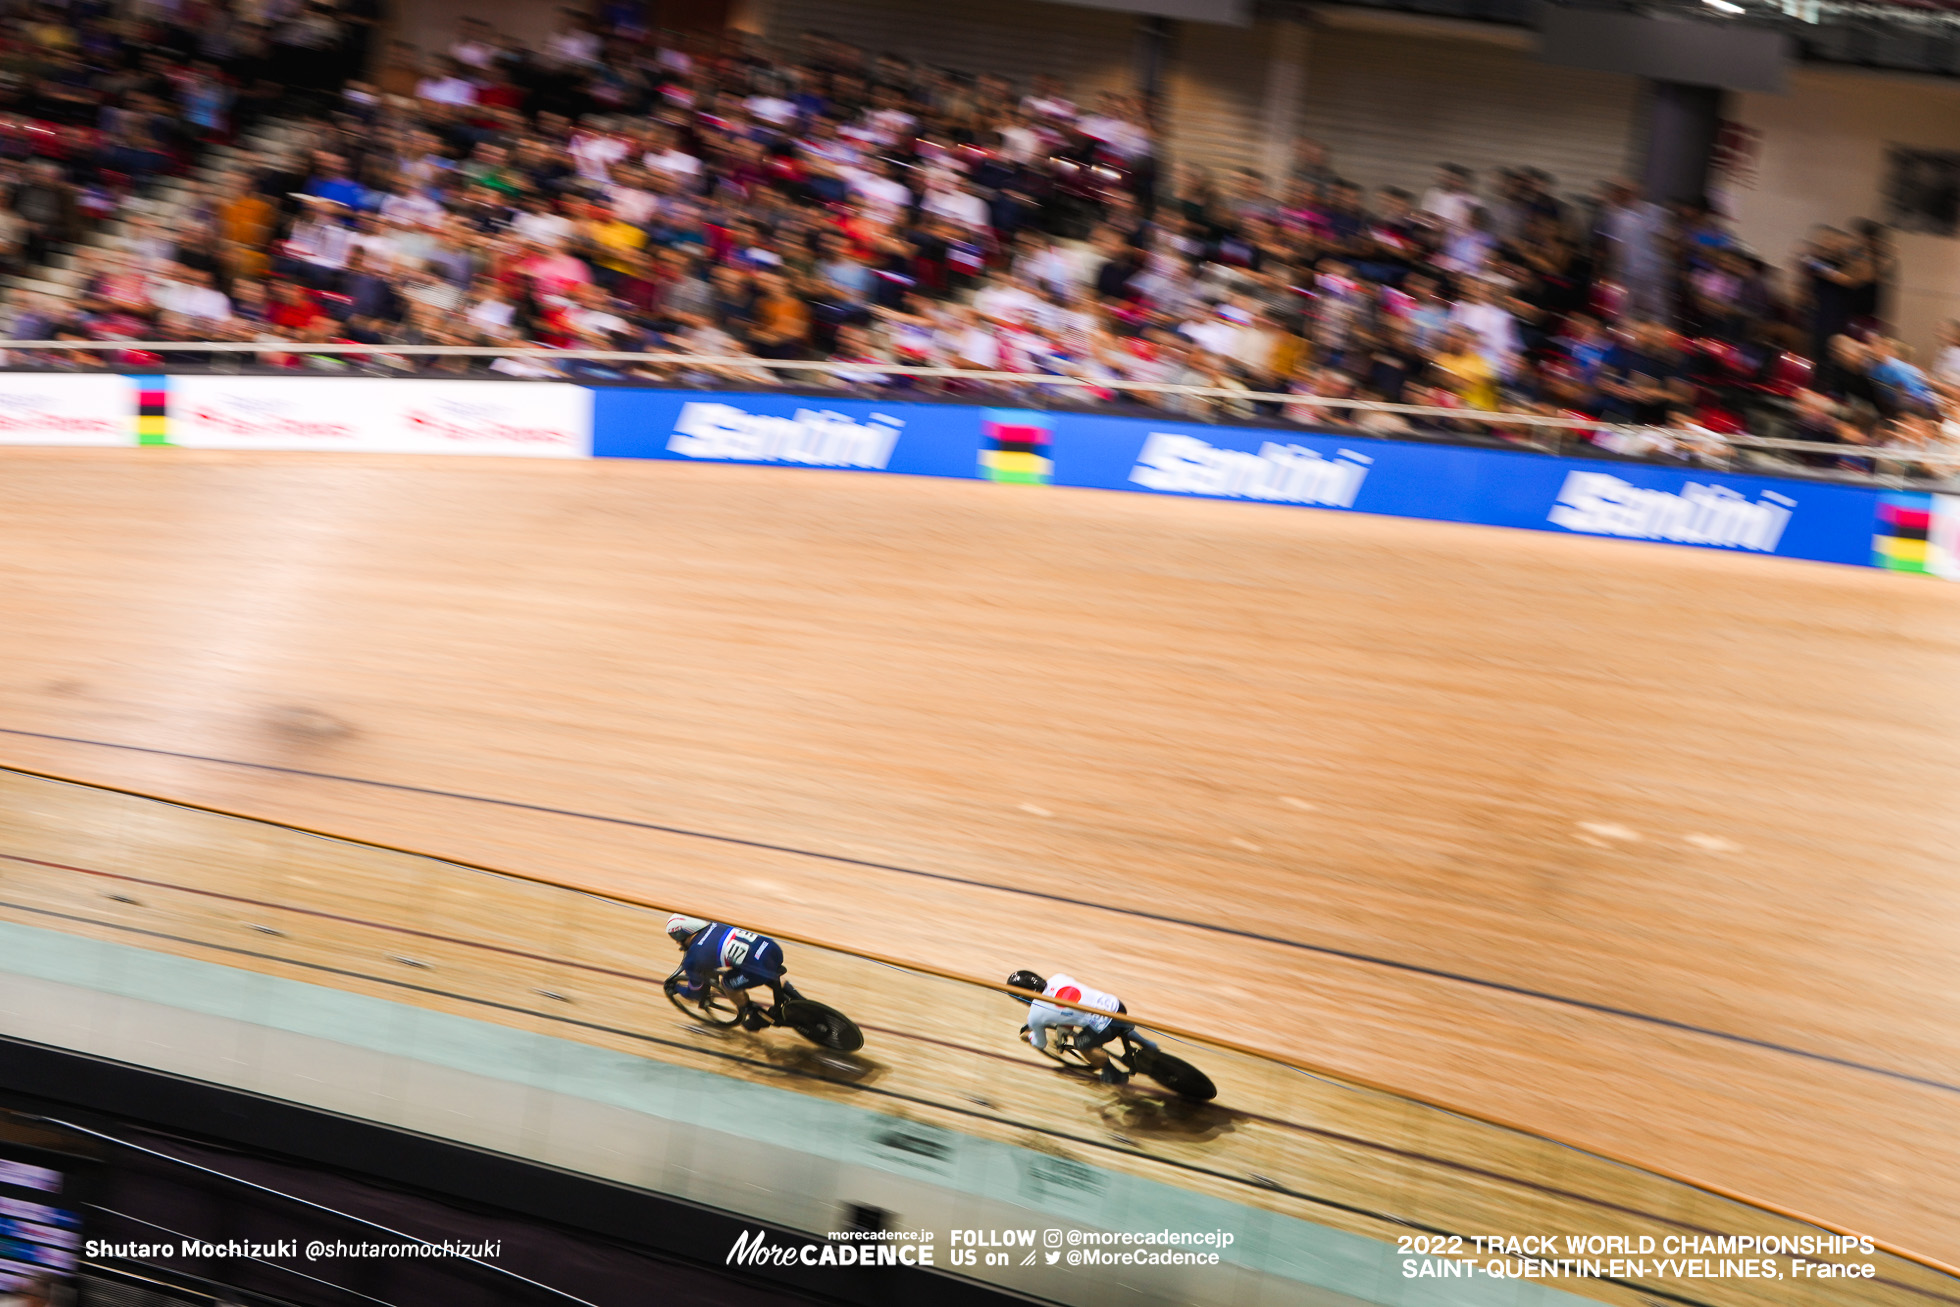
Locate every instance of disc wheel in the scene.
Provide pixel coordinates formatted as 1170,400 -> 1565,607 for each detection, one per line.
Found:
1134,1048 -> 1217,1102
781,999 -> 864,1051
665,971 -> 744,1027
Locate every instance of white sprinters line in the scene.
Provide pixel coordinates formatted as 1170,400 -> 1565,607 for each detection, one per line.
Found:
1684,833 -> 1742,852
1278,796 -> 1317,811
1576,821 -> 1640,842
1018,803 -> 1053,817
1230,837 -> 1262,853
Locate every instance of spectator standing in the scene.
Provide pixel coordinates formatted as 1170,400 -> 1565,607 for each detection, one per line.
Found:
1419,164 -> 1477,232
1449,278 -> 1521,380
1849,218 -> 1896,332
1289,138 -> 1338,205
14,160 -> 79,266
1931,321 -> 1960,391
1803,229 -> 1868,386
1598,180 -> 1672,324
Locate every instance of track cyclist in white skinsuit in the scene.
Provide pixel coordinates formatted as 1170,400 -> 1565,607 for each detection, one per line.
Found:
1006,969 -> 1157,1085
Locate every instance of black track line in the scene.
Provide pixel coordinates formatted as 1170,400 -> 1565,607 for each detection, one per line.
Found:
0,897 -> 1417,1229
6,836 -> 1938,1279
0,899 -> 1934,1307
0,899 -> 1761,1307
4,725 -> 1956,1097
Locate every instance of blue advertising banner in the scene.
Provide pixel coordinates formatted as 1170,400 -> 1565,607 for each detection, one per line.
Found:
590,388 -> 986,480
588,389 -> 1886,570
1048,414 -> 1881,567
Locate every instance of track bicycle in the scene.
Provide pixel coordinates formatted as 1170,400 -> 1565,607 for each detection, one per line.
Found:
665,966 -> 865,1052
1023,1022 -> 1217,1102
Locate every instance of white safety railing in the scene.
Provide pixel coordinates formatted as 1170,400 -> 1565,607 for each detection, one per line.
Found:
4,339 -> 1955,477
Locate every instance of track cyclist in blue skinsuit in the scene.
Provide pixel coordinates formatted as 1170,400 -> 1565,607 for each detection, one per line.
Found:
668,914 -> 788,1030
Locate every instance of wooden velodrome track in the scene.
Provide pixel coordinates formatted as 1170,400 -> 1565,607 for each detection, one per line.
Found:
0,448 -> 1957,1267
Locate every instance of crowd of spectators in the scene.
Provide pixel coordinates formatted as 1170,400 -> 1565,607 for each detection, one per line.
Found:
5,4 -> 1959,479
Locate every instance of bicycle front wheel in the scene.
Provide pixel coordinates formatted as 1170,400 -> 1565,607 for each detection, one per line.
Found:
1029,1028 -> 1093,1069
665,971 -> 744,1027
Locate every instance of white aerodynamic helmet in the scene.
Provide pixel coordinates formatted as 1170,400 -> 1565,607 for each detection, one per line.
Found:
666,914 -> 710,945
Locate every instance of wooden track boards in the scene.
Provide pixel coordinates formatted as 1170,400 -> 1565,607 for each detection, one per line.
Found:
0,449 -> 1956,1258
0,768 -> 1939,1307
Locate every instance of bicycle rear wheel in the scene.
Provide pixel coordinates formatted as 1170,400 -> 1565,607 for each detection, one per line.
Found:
665,970 -> 744,1027
1133,1047 -> 1217,1102
780,999 -> 864,1052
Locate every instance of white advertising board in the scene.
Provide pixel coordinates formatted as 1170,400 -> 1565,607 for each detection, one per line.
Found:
0,374 -> 131,446
165,377 -> 592,457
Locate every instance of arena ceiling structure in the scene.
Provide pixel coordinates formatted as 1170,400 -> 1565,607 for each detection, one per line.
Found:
1275,0 -> 1960,75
